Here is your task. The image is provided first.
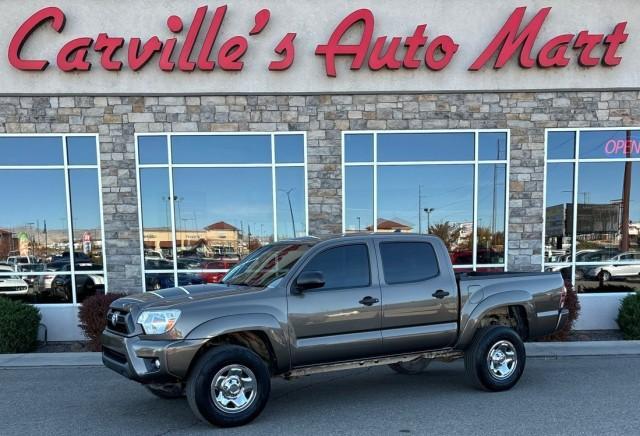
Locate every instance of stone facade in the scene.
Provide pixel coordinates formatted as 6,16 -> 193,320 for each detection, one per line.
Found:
1,91 -> 639,293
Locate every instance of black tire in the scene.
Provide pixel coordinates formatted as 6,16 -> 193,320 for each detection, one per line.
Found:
145,383 -> 185,399
186,345 -> 271,428
600,271 -> 611,282
464,326 -> 526,391
389,358 -> 432,375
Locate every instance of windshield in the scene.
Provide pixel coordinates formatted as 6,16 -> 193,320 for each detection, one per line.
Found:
222,243 -> 313,287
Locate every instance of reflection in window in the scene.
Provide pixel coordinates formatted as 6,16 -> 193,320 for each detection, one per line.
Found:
477,164 -> 506,264
0,136 -> 105,304
545,129 -> 640,293
276,167 -> 306,239
344,166 -> 373,233
344,130 -> 509,271
377,132 -> 474,162
544,163 -> 574,263
172,135 -> 271,164
378,165 -> 474,265
137,133 -> 307,291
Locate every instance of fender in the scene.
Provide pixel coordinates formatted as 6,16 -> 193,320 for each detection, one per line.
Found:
186,313 -> 290,373
456,290 -> 535,349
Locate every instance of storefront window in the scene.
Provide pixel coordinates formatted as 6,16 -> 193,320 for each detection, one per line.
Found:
544,129 -> 640,293
0,135 -> 106,304
343,130 -> 509,271
136,133 -> 308,291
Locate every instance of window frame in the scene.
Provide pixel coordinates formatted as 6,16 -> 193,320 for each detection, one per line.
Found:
341,129 -> 510,272
135,131 -> 309,293
295,242 -> 372,292
0,133 -> 108,306
543,127 -> 640,288
378,241 -> 441,285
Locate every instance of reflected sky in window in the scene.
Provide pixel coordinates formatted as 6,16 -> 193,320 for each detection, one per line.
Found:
172,135 -> 272,164
0,137 -> 63,166
172,168 -> 274,237
377,165 -> 474,232
377,132 -> 474,162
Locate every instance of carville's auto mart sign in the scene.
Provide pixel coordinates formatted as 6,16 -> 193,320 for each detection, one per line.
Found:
1,0 -> 639,94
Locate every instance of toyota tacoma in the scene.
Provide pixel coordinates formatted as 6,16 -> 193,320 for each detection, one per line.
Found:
102,234 -> 568,427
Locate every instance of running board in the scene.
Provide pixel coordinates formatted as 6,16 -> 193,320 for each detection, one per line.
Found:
283,349 -> 464,379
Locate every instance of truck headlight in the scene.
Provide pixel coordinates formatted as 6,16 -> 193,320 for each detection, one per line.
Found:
137,310 -> 181,335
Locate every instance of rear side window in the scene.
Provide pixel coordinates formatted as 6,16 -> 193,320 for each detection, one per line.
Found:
380,242 -> 439,284
302,244 -> 370,290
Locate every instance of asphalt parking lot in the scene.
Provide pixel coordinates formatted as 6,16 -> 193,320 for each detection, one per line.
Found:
1,356 -> 639,436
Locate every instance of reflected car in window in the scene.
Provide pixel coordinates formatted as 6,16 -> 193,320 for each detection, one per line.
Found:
0,265 -> 29,297
145,271 -> 205,291
584,252 -> 640,282
50,267 -> 105,302
199,259 -> 240,284
37,262 -> 104,301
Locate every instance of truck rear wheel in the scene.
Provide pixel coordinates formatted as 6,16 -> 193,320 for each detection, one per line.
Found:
186,345 -> 271,427
389,357 -> 432,375
464,326 -> 525,391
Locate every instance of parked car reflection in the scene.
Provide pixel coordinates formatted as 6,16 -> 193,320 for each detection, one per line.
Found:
0,265 -> 29,297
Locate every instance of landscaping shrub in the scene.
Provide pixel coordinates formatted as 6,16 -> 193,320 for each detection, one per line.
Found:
539,280 -> 581,341
0,297 -> 41,354
617,292 -> 640,340
78,293 -> 124,351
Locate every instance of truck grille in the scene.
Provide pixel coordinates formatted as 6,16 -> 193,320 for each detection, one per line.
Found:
106,309 -> 133,334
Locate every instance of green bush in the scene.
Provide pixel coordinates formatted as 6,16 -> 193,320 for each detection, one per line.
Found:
0,298 -> 41,354
617,293 -> 640,340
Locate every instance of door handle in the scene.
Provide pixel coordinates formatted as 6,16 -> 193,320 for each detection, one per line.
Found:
432,290 -> 450,299
359,296 -> 380,306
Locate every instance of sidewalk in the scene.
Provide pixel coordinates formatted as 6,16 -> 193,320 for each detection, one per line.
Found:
1,341 -> 640,368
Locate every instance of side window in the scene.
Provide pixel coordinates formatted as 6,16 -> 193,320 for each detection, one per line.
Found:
380,242 -> 439,285
301,244 -> 370,290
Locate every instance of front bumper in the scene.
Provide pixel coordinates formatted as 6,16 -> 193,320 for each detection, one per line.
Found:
101,329 -> 206,383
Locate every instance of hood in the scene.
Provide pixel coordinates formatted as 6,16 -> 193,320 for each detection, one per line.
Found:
111,283 -> 267,312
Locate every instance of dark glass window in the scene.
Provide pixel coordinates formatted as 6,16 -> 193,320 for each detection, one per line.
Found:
66,137 -> 97,165
345,134 -> 374,162
380,242 -> 439,284
479,132 -> 508,160
275,135 -> 305,163
172,135 -> 271,164
138,136 -> 168,165
547,131 -> 575,159
377,132 -> 474,162
302,244 -> 370,290
0,137 -> 63,166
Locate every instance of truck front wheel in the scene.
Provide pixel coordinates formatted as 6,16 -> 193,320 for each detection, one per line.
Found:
464,326 -> 526,391
186,345 -> 271,427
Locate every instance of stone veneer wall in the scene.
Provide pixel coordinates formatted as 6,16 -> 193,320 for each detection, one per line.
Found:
1,91 -> 639,293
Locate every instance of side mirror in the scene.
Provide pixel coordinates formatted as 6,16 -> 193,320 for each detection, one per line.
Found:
294,271 -> 325,293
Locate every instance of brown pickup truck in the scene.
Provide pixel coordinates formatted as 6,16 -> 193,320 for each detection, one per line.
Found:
102,234 -> 568,427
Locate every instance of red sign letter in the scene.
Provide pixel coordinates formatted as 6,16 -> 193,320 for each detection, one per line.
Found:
602,22 -> 628,66
316,9 -> 374,77
469,6 -> 551,70
8,6 -> 66,71
94,33 -> 125,71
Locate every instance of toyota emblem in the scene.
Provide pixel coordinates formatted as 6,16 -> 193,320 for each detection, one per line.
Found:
110,312 -> 118,326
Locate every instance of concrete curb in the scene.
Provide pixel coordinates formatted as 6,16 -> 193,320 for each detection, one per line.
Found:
1,341 -> 640,368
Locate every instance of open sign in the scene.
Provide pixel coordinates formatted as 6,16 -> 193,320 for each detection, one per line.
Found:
604,139 -> 640,156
